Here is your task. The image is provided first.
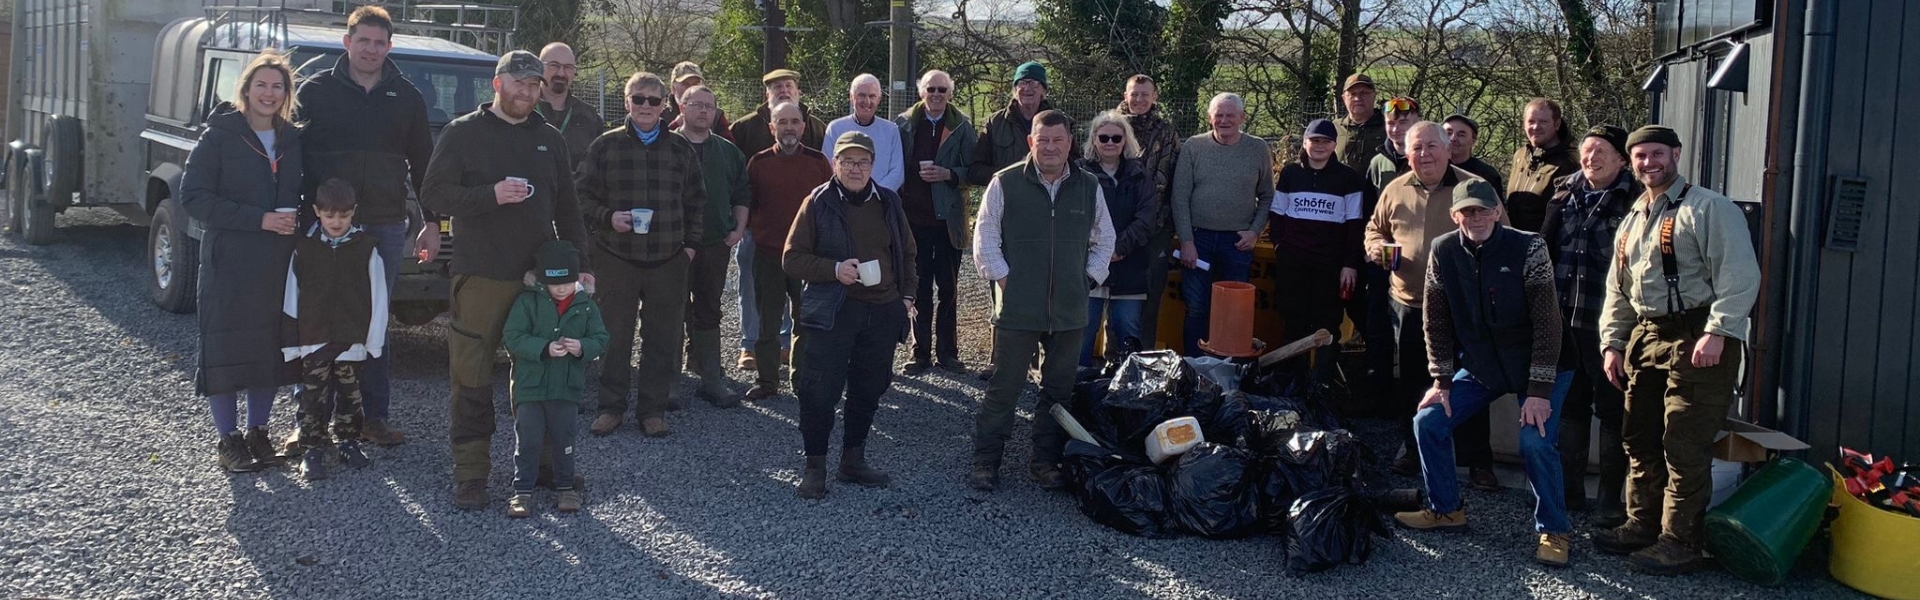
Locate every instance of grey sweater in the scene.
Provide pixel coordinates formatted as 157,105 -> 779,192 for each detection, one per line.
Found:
1171,132 -> 1274,240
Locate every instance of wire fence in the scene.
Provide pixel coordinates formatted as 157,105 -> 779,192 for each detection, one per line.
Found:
574,67 -> 1336,151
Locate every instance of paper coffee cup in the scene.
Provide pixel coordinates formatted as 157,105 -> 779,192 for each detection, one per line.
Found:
273,207 -> 297,213
857,260 -> 881,286
919,160 -> 934,169
629,208 -> 654,234
1382,243 -> 1403,271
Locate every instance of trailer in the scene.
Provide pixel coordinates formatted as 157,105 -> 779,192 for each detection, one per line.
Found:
4,0 -> 516,324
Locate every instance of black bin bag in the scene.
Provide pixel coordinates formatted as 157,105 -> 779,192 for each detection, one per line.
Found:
1063,440 -> 1175,538
1285,487 -> 1392,575
1165,443 -> 1263,538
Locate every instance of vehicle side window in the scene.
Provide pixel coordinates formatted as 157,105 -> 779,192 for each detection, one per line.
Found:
203,57 -> 242,120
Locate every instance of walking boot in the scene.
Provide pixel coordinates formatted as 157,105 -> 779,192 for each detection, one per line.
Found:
1593,521 -> 1659,555
968,462 -> 1000,491
453,479 -> 489,511
836,446 -> 891,488
691,329 -> 738,408
243,427 -> 284,467
217,432 -> 263,473
797,455 -> 828,499
1628,537 -> 1705,575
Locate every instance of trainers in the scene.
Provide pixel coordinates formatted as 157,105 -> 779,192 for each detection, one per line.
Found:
589,413 -> 623,436
968,465 -> 1000,491
362,419 -> 405,446
453,479 -> 489,511
556,489 -> 582,513
641,417 -> 671,438
740,384 -> 778,402
1469,467 -> 1501,492
902,359 -> 932,375
1628,538 -> 1705,575
737,350 -> 757,371
507,493 -> 534,518
1593,522 -> 1659,555
1535,533 -> 1572,567
337,440 -> 371,469
1028,464 -> 1067,490
1393,508 -> 1468,530
217,433 -> 264,473
299,446 -> 329,481
243,427 -> 284,467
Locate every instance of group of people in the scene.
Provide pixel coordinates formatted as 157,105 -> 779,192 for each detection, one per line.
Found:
179,4 -> 1762,576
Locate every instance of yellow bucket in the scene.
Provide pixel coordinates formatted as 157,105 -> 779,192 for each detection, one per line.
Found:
1828,471 -> 1920,599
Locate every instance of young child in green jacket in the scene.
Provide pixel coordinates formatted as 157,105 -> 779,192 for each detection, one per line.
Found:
502,240 -> 609,518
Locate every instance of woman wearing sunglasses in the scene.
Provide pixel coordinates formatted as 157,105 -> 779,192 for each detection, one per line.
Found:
1076,110 -> 1160,367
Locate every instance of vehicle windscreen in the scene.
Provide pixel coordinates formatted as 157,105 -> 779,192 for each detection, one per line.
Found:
290,51 -> 495,128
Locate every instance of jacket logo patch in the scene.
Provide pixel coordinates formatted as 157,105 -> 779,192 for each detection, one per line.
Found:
537,146 -> 549,152
385,91 -> 397,97
1500,266 -> 1511,273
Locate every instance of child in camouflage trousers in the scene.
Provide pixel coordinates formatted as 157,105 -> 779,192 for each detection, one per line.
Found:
281,178 -> 389,481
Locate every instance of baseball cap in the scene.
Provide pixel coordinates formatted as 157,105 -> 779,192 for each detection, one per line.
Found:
1303,118 -> 1337,140
1451,179 -> 1501,213
671,61 -> 705,83
833,131 -> 876,158
1342,73 -> 1376,92
495,50 -> 544,82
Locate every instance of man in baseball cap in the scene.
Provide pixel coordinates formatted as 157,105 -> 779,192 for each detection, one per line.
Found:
666,61 -> 732,139
1270,117 -> 1370,382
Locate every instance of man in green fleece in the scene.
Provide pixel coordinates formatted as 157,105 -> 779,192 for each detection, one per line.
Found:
420,50 -> 594,511
674,85 -> 750,408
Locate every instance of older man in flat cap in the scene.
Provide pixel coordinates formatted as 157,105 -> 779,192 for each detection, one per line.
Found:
1591,125 -> 1760,576
731,68 -> 828,157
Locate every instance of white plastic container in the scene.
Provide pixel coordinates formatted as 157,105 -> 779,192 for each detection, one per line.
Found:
1146,417 -> 1205,464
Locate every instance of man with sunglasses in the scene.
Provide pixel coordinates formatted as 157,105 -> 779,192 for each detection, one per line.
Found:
894,70 -> 976,376
535,42 -> 605,173
577,72 -> 709,439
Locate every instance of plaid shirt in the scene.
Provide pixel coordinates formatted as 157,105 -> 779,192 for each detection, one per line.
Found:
1542,172 -> 1638,330
575,121 -> 708,264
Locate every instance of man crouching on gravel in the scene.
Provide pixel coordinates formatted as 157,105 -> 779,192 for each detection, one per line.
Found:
420,50 -> 595,511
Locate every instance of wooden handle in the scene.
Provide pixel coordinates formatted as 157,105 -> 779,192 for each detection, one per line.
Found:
1257,329 -> 1334,368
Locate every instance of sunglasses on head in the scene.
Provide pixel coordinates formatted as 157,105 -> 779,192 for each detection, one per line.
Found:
1097,134 -> 1124,144
630,95 -> 664,107
1386,98 -> 1415,113
924,86 -> 949,94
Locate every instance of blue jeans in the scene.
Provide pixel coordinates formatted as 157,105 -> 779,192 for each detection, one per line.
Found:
1179,229 -> 1253,356
356,221 -> 408,422
1081,297 -> 1144,366
736,233 -> 791,350
1414,369 -> 1574,534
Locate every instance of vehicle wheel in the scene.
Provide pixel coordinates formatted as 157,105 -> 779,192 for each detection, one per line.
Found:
19,149 -> 56,245
148,197 -> 199,313
43,115 -> 82,209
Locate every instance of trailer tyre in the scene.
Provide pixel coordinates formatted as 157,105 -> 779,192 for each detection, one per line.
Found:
43,115 -> 82,210
18,149 -> 56,245
148,196 -> 198,313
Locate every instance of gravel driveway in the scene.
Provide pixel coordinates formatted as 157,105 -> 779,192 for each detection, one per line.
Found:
0,210 -> 1862,599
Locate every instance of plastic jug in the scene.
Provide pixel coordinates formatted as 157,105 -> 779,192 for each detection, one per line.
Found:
1146,416 -> 1204,464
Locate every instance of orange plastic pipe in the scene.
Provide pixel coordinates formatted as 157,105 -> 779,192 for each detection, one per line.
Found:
1203,281 -> 1258,357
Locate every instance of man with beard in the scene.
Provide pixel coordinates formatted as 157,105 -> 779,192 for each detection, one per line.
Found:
822,74 -> 904,192
579,72 -> 709,439
728,69 -> 822,370
420,51 -> 594,510
535,42 -> 604,172
739,103 -> 834,402
1592,126 -> 1759,575
1118,74 -> 1181,351
293,5 -> 436,447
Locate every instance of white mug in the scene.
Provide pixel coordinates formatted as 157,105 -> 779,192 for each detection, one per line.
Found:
506,176 -> 536,199
857,259 -> 881,286
629,208 -> 655,234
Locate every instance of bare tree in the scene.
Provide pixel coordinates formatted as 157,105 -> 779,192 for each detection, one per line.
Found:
591,0 -> 724,73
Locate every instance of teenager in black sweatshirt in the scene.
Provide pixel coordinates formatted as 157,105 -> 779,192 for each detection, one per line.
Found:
1268,119 -> 1370,379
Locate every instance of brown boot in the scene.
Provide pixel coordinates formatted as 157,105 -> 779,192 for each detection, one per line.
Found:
740,383 -> 778,403
737,350 -> 757,371
1628,537 -> 1705,575
453,479 -> 489,511
1393,508 -> 1468,531
1535,533 -> 1572,567
836,446 -> 891,488
797,455 -> 828,499
1593,521 -> 1660,555
589,413 -> 623,436
641,417 -> 671,438
362,419 -> 405,446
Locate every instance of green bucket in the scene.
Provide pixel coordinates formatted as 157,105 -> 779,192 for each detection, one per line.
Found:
1704,457 -> 1830,585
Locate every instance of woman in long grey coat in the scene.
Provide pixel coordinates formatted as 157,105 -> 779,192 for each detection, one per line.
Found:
179,51 -> 304,474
